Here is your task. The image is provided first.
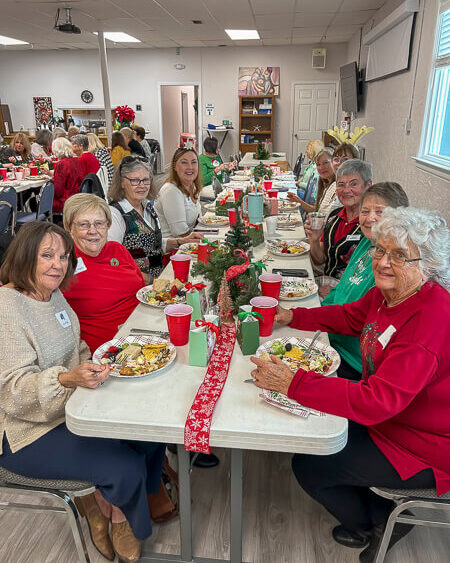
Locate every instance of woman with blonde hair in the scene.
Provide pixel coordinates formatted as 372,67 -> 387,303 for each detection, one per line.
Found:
30,129 -> 52,160
87,132 -> 114,185
3,132 -> 32,165
297,139 -> 324,192
154,147 -> 202,238
51,137 -> 83,212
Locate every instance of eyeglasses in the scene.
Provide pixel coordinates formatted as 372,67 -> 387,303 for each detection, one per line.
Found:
368,245 -> 422,267
333,156 -> 351,164
123,176 -> 151,186
74,220 -> 108,231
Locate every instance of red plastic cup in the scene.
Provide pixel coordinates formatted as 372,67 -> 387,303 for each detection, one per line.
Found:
29,166 -> 38,176
267,189 -> 278,198
0,168 -> 7,180
263,180 -> 273,190
259,273 -> 282,300
170,254 -> 191,283
233,188 -> 244,203
197,242 -> 209,264
228,208 -> 239,227
164,304 -> 193,346
250,296 -> 279,337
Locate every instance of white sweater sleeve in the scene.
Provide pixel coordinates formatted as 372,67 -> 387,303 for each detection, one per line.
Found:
157,184 -> 191,236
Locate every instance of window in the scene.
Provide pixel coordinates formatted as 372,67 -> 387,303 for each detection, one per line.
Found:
417,4 -> 450,177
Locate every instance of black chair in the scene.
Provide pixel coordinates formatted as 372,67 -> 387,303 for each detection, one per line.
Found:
80,173 -> 106,200
0,185 -> 17,227
16,181 -> 54,226
293,153 -> 304,179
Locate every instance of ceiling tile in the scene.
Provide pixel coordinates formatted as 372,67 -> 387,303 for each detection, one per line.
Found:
292,26 -> 327,38
294,0 -> 341,12
328,24 -> 365,36
250,0 -> 295,15
233,39 -> 263,46
332,10 -> 377,25
291,36 -> 323,45
262,38 -> 292,45
340,0 -> 385,11
255,13 -> 296,29
294,12 -> 334,27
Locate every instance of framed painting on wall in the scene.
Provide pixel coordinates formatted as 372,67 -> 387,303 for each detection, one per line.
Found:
33,97 -> 53,127
238,67 -> 280,96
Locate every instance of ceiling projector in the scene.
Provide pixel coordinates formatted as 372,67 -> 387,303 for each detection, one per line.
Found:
54,7 -> 81,34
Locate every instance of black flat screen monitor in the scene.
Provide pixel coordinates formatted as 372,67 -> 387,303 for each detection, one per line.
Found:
340,62 -> 359,113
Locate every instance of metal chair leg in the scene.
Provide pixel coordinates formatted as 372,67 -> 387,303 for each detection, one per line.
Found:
52,490 -> 91,563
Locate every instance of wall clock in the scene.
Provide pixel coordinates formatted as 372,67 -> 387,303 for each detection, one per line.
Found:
81,90 -> 94,104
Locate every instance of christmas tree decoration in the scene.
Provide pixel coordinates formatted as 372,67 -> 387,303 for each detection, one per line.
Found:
217,274 -> 234,323
253,141 -> 270,160
225,211 -> 251,253
253,162 -> 274,183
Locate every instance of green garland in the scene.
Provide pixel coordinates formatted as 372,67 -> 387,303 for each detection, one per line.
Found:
253,141 -> 270,160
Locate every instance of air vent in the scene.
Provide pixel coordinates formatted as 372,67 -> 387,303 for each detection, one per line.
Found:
312,48 -> 326,69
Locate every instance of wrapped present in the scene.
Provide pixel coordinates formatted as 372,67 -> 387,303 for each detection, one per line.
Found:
246,223 -> 265,247
236,306 -> 261,355
189,315 -> 220,366
215,199 -> 237,217
185,282 -> 207,322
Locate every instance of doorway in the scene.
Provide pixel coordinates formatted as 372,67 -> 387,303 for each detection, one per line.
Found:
159,83 -> 200,170
290,82 -> 337,166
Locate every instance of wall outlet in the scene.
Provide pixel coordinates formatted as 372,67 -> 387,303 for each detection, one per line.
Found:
136,104 -> 142,111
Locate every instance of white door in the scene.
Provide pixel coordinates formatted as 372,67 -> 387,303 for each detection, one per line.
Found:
291,83 -> 336,165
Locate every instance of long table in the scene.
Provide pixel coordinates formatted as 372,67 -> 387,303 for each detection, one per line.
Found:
238,152 -> 288,169
65,217 -> 347,563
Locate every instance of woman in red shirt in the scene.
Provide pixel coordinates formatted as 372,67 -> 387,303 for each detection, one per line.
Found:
51,137 -> 84,212
71,133 -> 100,178
250,207 -> 450,562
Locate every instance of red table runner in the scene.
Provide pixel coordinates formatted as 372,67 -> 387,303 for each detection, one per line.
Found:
184,323 -> 236,453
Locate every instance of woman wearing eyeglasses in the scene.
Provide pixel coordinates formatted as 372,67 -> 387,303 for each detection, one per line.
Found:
250,206 -> 450,562
107,156 -> 202,284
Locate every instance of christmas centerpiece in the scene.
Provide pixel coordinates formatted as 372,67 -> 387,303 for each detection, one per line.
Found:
253,141 -> 270,160
253,161 -> 273,183
114,105 -> 136,129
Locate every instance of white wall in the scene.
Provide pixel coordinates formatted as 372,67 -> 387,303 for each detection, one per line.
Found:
0,43 -> 347,164
345,0 -> 449,219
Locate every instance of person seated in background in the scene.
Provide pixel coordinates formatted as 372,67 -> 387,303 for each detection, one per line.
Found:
108,156 -> 203,284
307,159 -> 372,282
67,125 -> 80,139
251,207 -> 450,563
52,127 -> 67,140
71,134 -> 100,178
322,182 -> 409,381
30,129 -> 52,160
1,132 -> 32,167
154,147 -> 202,239
132,125 -> 152,160
111,131 -> 131,168
296,139 -> 323,194
198,136 -> 236,185
51,137 -> 84,213
0,220 -> 168,563
119,127 -> 146,158
288,148 -> 335,214
87,132 -> 114,185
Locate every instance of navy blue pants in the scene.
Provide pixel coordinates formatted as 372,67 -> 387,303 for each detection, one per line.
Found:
1,424 -> 166,540
292,421 -> 435,532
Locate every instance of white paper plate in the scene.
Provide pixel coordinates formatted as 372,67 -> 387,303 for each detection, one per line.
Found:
136,284 -> 186,308
278,201 -> 300,212
279,277 -> 318,301
178,243 -> 198,255
93,335 -> 176,379
198,215 -> 229,227
266,239 -> 310,257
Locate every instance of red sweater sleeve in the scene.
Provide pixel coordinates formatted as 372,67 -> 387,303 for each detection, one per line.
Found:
288,342 -> 437,425
53,159 -> 67,200
290,288 -> 377,336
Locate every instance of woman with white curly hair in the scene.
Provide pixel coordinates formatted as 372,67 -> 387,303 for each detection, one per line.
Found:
250,207 -> 450,562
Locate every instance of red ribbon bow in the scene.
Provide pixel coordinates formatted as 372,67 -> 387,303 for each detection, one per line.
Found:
218,195 -> 230,205
246,223 -> 260,230
185,282 -> 206,292
194,319 -> 220,337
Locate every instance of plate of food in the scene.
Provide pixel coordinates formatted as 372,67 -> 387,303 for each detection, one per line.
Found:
178,242 -> 198,255
277,217 -> 301,228
136,279 -> 186,307
256,336 -> 340,376
279,277 -> 318,301
198,214 -> 229,227
93,335 -> 176,378
278,201 -> 300,212
266,239 -> 310,257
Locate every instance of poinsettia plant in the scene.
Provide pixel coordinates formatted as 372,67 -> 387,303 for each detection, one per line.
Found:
114,105 -> 135,128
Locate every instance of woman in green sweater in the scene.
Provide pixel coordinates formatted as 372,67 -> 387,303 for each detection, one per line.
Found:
198,136 -> 236,185
322,182 -> 409,380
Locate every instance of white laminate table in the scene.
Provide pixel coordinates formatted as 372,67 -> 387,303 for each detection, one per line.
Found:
0,176 -> 49,194
238,152 -> 288,169
66,221 -> 347,563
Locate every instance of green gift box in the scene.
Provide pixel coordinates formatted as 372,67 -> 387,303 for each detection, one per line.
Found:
185,283 -> 207,322
237,306 -> 261,355
215,200 -> 236,216
247,223 -> 265,247
189,314 -> 220,366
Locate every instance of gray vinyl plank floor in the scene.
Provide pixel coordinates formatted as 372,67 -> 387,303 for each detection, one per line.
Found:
1,449 -> 449,563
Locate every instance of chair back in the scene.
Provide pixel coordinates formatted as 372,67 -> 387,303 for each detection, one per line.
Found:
148,153 -> 156,169
0,186 -> 18,213
80,173 -> 106,200
37,182 -> 54,220
212,177 -> 223,197
293,153 -> 304,179
96,166 -> 109,199
300,174 -> 318,221
0,201 -> 14,235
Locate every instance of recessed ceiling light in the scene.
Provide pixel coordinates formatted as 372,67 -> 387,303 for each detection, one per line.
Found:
0,35 -> 29,45
225,29 -> 260,40
93,32 -> 140,43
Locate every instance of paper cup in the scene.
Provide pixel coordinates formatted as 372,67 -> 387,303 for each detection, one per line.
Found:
263,180 -> 273,190
29,166 -> 38,176
265,216 -> 278,236
308,212 -> 326,230
197,242 -> 209,264
228,208 -> 238,227
259,273 -> 282,300
170,254 -> 191,283
15,169 -> 25,181
267,189 -> 278,198
164,304 -> 193,346
250,296 -> 278,337
233,188 -> 244,203
0,168 -> 7,180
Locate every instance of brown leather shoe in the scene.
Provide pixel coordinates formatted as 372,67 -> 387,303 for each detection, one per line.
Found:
111,520 -> 141,563
74,493 -> 115,561
148,480 -> 179,524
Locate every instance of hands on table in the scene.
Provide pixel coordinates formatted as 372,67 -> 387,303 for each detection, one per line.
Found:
59,362 -> 111,389
249,354 -> 294,395
183,232 -> 204,244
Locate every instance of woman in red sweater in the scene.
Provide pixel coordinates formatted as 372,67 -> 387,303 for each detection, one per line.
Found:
250,207 -> 450,562
71,133 -> 100,178
51,137 -> 84,212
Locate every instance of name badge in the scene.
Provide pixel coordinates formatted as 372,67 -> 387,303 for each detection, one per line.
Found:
346,234 -> 361,242
212,159 -> 220,167
378,324 -> 396,349
75,257 -> 87,274
56,310 -> 72,328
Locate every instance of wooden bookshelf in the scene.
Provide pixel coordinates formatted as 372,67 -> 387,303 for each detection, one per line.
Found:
239,95 -> 274,154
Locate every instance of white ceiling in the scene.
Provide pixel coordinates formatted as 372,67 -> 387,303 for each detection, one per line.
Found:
0,0 -> 386,50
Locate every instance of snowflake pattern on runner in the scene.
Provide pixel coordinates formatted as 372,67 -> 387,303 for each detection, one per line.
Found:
184,323 -> 236,453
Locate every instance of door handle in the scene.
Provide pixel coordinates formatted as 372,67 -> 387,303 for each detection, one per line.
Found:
294,133 -> 298,139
